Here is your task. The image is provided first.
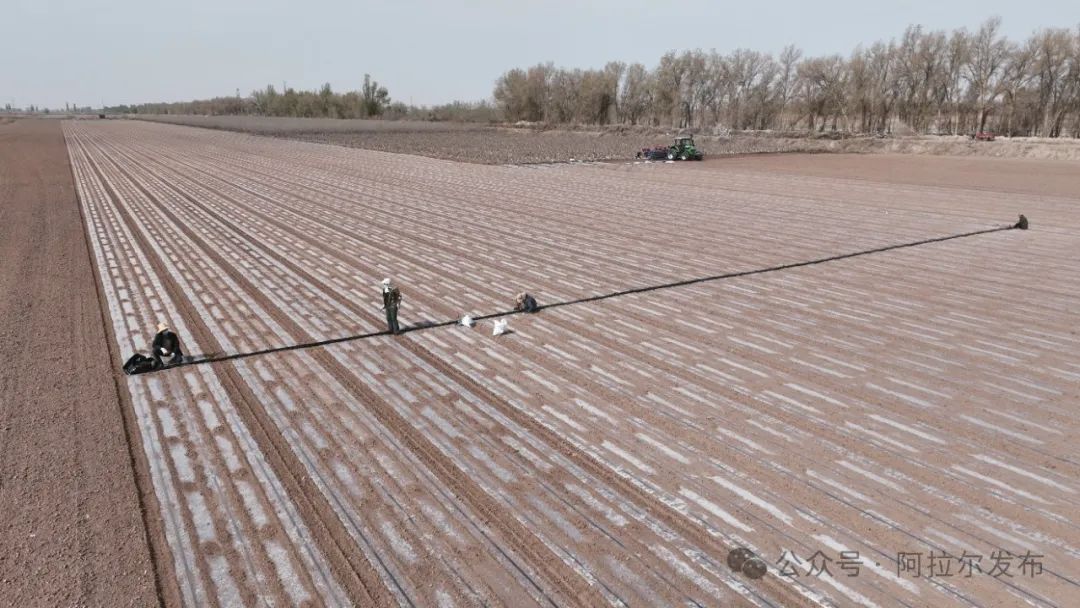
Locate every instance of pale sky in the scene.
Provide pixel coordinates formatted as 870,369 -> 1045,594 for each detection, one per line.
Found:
3,0 -> 1077,110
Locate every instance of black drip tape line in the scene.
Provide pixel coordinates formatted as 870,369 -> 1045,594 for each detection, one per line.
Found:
140,223 -> 1019,374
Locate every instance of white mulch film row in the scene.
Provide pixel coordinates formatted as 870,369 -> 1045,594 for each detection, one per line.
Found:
65,120 -> 1079,608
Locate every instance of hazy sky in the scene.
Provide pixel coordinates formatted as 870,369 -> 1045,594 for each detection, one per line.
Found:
3,0 -> 1077,109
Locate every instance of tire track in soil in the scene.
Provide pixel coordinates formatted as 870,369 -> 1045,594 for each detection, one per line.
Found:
74,136 -> 393,608
80,134 -> 610,607
97,135 -> 814,607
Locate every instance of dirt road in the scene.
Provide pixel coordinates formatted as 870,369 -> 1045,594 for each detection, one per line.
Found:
0,119 -> 158,606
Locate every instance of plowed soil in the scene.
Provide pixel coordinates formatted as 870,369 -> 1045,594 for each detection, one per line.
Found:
133,114 -> 1080,164
8,117 -> 1078,607
707,153 -> 1080,200
131,115 -> 821,164
0,120 -> 158,606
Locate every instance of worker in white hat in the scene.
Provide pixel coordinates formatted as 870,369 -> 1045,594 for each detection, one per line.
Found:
151,322 -> 185,368
380,278 -> 402,334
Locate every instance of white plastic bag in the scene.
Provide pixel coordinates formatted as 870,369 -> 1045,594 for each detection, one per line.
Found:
460,314 -> 474,327
492,319 -> 508,336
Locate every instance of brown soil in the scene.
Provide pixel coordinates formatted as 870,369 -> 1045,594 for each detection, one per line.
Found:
706,152 -> 1080,199
0,120 -> 158,606
127,116 -> 827,164
131,114 -> 1080,164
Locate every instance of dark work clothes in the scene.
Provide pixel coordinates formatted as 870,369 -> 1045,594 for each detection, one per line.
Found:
515,293 -> 538,313
382,286 -> 402,334
152,329 -> 184,368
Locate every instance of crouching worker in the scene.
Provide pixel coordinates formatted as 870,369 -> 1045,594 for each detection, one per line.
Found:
381,278 -> 402,334
514,292 -> 539,313
123,323 -> 185,375
152,323 -> 185,368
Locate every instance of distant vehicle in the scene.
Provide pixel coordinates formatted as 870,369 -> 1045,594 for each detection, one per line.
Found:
638,145 -> 670,160
971,131 -> 996,141
636,136 -> 704,161
667,137 -> 704,160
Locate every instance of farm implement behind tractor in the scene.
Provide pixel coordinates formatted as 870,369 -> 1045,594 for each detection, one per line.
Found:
638,136 -> 704,161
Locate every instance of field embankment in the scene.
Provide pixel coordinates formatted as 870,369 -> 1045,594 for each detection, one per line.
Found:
0,119 -> 158,607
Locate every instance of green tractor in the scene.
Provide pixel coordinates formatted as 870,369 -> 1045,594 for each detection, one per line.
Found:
667,136 -> 704,161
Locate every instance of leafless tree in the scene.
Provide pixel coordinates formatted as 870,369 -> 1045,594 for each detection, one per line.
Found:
121,19 -> 1080,138
618,63 -> 652,125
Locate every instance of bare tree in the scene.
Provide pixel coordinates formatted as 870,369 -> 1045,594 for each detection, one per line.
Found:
680,50 -> 708,128
1027,28 -> 1077,136
121,18 -> 1080,137
939,30 -> 971,134
965,18 -> 1011,133
774,45 -> 802,130
652,52 -> 685,127
619,63 -> 652,125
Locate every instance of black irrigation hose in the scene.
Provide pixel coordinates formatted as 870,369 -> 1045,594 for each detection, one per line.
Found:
138,221 -> 1025,375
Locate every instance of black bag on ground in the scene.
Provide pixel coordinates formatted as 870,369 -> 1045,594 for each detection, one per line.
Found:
123,353 -> 157,375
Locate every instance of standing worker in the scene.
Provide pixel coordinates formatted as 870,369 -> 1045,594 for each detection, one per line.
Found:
152,323 -> 185,369
381,278 -> 402,334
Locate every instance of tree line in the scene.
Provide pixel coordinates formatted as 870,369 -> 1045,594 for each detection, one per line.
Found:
105,74 -> 502,122
494,18 -> 1080,137
108,74 -> 401,118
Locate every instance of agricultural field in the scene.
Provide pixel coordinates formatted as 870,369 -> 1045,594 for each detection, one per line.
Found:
131,114 -> 822,164
132,114 -> 483,133
4,116 -> 1077,607
133,114 -> 1080,164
